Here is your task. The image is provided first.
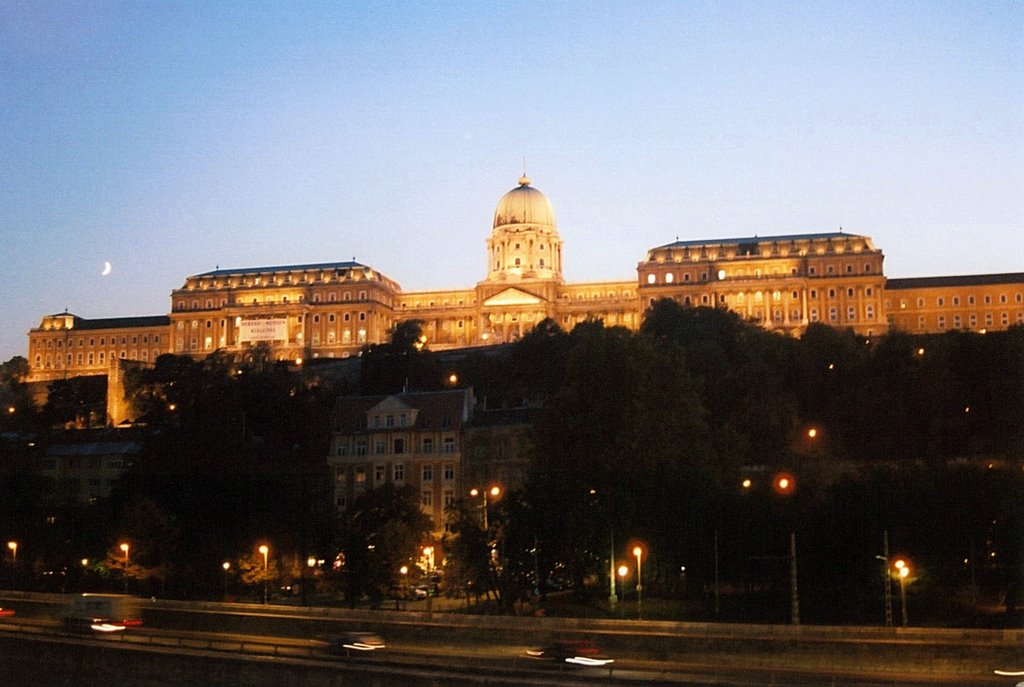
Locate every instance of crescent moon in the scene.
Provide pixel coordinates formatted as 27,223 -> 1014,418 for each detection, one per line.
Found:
102,261 -> 112,276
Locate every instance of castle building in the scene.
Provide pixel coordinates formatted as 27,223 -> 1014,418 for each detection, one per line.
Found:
26,175 -> 1024,392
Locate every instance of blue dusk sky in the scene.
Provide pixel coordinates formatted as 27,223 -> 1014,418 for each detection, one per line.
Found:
2,1 -> 1022,361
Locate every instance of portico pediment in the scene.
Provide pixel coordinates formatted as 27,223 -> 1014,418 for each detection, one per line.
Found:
482,288 -> 545,307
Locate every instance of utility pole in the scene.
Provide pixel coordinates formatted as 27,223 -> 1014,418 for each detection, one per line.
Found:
789,532 -> 800,625
883,530 -> 893,628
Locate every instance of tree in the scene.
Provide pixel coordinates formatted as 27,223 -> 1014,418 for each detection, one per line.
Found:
336,484 -> 433,604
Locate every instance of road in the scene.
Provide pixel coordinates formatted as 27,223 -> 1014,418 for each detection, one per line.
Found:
1,593 -> 1020,686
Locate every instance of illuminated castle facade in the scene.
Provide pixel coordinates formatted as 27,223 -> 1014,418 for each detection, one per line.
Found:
27,176 -> 1024,386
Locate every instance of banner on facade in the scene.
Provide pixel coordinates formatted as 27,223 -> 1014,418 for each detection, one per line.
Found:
239,318 -> 288,343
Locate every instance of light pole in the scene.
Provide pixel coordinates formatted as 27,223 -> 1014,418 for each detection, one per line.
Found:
7,541 -> 17,589
423,546 -> 434,613
222,562 -> 230,599
119,542 -> 130,593
633,546 -> 643,621
894,559 -> 910,626
259,545 -> 269,604
470,486 -> 500,530
399,565 -> 408,610
617,565 -> 629,618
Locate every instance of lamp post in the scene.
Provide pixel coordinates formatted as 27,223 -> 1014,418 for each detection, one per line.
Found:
633,546 -> 643,621
399,565 -> 408,610
259,545 -> 269,604
423,546 -> 434,613
119,542 -> 130,593
617,565 -> 629,618
894,559 -> 910,626
470,486 -> 500,530
7,541 -> 17,589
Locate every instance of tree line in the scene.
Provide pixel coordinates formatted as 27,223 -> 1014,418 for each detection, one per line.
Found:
0,303 -> 1021,624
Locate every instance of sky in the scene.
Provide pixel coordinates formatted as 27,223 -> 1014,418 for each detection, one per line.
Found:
2,1 -> 1022,362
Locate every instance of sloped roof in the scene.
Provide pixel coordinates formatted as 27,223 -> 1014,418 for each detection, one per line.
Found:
885,273 -> 1024,290
332,388 -> 474,433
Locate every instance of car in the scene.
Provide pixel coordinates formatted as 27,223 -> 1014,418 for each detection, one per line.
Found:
323,631 -> 386,656
525,639 -> 614,667
0,607 -> 15,618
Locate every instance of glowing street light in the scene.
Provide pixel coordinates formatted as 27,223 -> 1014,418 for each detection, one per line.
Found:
633,545 -> 644,620
470,485 -> 501,529
7,541 -> 17,588
119,542 -> 130,592
617,564 -> 629,618
259,544 -> 269,604
893,558 -> 911,626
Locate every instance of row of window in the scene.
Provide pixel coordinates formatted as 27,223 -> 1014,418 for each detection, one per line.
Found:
336,436 -> 457,456
40,457 -> 125,470
35,348 -> 161,369
337,462 -> 457,484
334,488 -> 455,511
34,333 -> 161,349
895,292 -> 1023,309
905,311 -> 1023,330
177,289 -> 375,311
645,262 -> 876,285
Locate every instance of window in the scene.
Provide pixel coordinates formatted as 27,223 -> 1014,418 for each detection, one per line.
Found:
394,438 -> 405,454
443,490 -> 455,508
421,490 -> 433,507
386,415 -> 394,427
374,465 -> 386,482
443,464 -> 455,481
393,463 -> 405,481
443,437 -> 456,453
938,316 -> 946,329
355,441 -> 367,456
422,437 -> 434,454
422,465 -> 433,482
355,466 -> 366,483
374,440 -> 386,454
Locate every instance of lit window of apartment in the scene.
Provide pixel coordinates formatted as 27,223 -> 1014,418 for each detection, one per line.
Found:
355,466 -> 366,483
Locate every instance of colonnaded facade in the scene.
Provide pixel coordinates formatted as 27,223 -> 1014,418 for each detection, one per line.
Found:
26,175 -> 1024,385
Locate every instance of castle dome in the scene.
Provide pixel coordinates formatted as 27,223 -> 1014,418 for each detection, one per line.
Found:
492,175 -> 557,230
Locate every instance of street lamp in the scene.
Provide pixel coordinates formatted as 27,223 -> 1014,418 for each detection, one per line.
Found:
222,562 -> 230,598
259,544 -> 269,604
468,487 -> 501,528
617,565 -> 629,617
7,541 -> 17,589
423,546 -> 435,612
632,545 -> 643,621
119,542 -> 129,592
893,559 -> 910,626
